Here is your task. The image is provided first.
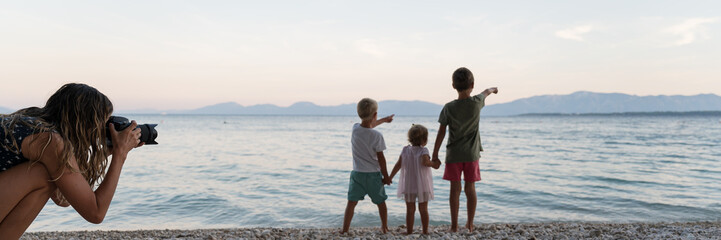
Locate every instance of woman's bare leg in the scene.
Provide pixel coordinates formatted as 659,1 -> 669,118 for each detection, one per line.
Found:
0,162 -> 55,239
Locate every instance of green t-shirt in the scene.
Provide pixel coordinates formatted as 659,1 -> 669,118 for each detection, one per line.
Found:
438,93 -> 486,163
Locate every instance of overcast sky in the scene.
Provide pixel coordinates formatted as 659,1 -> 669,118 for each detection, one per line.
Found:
1,1 -> 719,111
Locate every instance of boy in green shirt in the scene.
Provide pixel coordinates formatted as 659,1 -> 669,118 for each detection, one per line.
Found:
432,67 -> 498,232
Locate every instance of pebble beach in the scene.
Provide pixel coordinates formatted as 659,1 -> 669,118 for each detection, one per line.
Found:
22,221 -> 721,239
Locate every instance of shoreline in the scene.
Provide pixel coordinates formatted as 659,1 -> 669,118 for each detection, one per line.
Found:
22,221 -> 721,239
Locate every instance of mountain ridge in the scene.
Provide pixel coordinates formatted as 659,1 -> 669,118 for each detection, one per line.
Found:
2,92 -> 720,116
174,91 -> 721,116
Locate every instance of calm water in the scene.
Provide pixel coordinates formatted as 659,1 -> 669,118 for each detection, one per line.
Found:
28,115 -> 721,231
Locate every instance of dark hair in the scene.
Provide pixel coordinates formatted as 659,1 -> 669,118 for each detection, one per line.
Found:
9,83 -> 113,187
452,67 -> 474,91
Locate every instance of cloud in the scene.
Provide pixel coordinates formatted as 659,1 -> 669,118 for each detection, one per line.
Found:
354,38 -> 386,58
555,25 -> 593,41
444,15 -> 486,27
664,17 -> 718,46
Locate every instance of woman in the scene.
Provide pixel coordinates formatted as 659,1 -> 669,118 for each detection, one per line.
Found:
0,83 -> 143,238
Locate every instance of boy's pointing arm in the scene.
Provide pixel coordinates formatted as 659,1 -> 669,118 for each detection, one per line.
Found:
372,114 -> 395,128
481,87 -> 499,97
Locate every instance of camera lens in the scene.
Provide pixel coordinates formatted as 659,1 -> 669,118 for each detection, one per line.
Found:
106,116 -> 158,146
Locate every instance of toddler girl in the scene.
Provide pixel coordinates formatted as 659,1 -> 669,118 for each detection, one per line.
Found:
390,124 -> 441,234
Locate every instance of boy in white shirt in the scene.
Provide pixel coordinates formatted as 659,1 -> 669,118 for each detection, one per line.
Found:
341,98 -> 394,234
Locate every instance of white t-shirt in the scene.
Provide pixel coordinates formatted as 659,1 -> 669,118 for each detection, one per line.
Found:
351,123 -> 387,172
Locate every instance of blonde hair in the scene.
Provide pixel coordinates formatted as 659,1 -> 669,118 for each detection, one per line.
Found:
1,83 -> 113,188
356,98 -> 378,121
408,124 -> 428,146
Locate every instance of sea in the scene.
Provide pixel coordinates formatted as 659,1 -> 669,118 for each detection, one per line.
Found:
27,114 -> 721,232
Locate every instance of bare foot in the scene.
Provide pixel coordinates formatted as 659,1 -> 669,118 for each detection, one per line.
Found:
466,222 -> 474,232
449,225 -> 458,232
381,226 -> 389,234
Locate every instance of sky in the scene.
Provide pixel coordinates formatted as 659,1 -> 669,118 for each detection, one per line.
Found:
1,1 -> 719,111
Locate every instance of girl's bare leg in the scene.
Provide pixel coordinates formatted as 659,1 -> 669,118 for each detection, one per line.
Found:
405,201 -> 416,234
419,202 -> 429,234
0,162 -> 56,239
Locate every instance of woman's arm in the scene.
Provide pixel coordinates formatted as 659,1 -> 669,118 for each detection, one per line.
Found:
37,121 -> 141,224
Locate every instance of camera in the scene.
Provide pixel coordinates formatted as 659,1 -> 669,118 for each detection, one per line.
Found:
106,116 -> 158,146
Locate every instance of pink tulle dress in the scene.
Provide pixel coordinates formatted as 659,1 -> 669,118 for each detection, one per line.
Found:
397,145 -> 434,202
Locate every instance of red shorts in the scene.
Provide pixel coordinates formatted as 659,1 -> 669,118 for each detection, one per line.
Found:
443,160 -> 481,182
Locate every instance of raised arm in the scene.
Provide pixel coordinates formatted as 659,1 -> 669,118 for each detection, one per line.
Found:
38,122 -> 141,224
372,114 -> 394,128
481,87 -> 499,97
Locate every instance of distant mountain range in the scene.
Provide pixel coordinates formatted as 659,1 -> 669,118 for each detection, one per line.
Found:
482,91 -> 721,116
3,92 -> 721,116
179,91 -> 721,116
179,100 -> 442,116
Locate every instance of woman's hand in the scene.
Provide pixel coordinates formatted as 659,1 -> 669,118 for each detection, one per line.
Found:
108,121 -> 143,159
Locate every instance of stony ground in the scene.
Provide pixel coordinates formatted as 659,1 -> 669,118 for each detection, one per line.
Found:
22,221 -> 721,239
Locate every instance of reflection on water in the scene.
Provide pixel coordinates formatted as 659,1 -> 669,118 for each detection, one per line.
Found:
29,115 -> 721,231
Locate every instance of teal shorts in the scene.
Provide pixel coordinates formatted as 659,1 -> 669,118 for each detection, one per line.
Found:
347,171 -> 387,204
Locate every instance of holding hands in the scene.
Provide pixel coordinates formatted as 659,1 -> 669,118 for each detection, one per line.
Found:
382,176 -> 392,185
431,159 -> 441,169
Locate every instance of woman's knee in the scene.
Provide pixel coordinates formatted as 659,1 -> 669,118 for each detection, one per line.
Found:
27,163 -> 56,195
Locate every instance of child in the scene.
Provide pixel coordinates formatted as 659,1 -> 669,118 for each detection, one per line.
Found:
341,98 -> 394,234
431,67 -> 498,232
389,124 -> 441,235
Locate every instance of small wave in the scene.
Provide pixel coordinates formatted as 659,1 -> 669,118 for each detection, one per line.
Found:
657,159 -> 684,164
613,198 -> 717,217
661,154 -> 688,159
483,168 -> 511,173
577,175 -> 666,187
604,141 -> 638,146
690,168 -> 721,174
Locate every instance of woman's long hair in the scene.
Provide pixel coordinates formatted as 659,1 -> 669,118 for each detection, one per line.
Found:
1,83 -> 113,188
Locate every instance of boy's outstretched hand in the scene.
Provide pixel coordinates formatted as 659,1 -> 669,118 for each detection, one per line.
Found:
372,114 -> 395,128
379,114 -> 394,124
